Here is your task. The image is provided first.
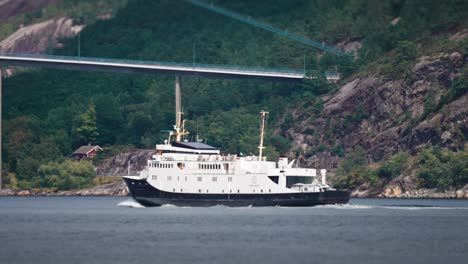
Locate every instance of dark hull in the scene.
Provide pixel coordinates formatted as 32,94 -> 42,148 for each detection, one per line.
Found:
124,177 -> 350,207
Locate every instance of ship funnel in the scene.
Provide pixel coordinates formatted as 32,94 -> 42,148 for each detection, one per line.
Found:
320,169 -> 327,186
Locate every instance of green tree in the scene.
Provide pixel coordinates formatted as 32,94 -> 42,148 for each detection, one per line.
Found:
377,152 -> 410,179
76,103 -> 99,145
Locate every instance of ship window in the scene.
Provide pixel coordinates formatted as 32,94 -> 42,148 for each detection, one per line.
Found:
212,177 -> 217,182
222,189 -> 224,193
197,177 -> 202,182
206,190 -> 209,193
286,176 -> 312,188
173,188 -> 175,192
167,176 -> 172,181
180,189 -> 183,192
268,176 -> 279,184
237,190 -> 240,193
228,177 -> 232,182
269,189 -> 271,193
185,176 -> 187,181
199,189 -> 201,193
261,189 -> 263,193
253,189 -> 255,193
177,176 -> 180,181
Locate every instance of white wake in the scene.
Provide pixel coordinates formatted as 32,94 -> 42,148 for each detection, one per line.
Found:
117,199 -> 145,208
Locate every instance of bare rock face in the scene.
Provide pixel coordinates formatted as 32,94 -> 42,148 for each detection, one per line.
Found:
286,52 -> 467,170
0,0 -> 59,23
56,182 -> 129,196
96,149 -> 154,176
0,17 -> 84,54
336,39 -> 362,57
350,183 -> 373,198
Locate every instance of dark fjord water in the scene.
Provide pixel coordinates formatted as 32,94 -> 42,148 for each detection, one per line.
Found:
0,197 -> 467,264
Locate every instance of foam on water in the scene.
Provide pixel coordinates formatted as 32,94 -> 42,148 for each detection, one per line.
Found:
315,204 -> 375,209
117,199 -> 145,208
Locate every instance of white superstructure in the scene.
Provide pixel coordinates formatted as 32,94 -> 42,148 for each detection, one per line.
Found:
131,141 -> 332,195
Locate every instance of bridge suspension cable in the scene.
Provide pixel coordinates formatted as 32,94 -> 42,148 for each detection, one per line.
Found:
185,0 -> 350,57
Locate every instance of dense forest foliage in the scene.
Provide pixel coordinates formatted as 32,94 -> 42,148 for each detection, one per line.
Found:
2,0 -> 467,190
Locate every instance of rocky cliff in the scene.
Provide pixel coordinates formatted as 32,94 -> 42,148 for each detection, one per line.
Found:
288,52 -> 466,166
0,17 -> 83,54
280,30 -> 467,197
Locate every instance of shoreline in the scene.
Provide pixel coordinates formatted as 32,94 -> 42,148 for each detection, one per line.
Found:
1,182 -> 467,199
0,182 -> 128,197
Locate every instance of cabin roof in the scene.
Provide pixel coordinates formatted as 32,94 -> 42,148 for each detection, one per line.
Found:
71,145 -> 103,155
171,141 -> 217,150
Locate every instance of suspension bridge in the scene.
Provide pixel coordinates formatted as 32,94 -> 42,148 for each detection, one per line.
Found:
0,0 -> 349,188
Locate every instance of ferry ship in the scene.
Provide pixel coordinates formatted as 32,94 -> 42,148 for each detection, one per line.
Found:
123,77 -> 350,207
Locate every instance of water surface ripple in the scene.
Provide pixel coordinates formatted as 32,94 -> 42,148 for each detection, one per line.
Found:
1,197 -> 467,264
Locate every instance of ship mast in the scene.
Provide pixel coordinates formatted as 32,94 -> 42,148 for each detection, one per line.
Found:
258,110 -> 268,161
171,76 -> 188,142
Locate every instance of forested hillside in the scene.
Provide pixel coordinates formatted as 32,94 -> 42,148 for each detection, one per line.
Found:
2,0 -> 467,192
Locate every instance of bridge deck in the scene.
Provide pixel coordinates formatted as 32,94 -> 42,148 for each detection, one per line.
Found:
0,53 -> 305,82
